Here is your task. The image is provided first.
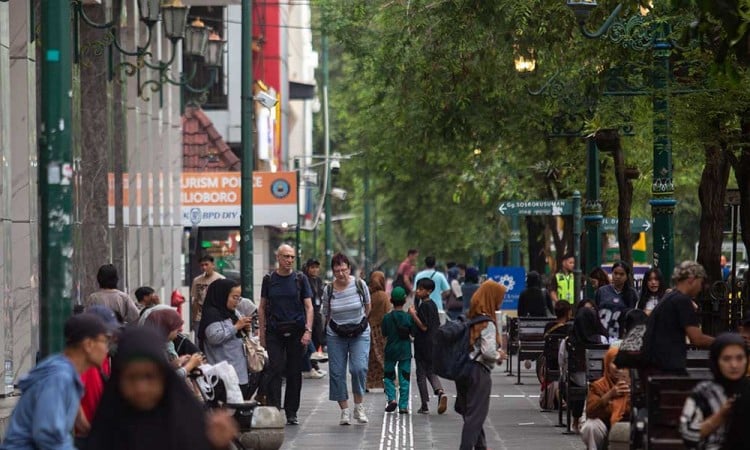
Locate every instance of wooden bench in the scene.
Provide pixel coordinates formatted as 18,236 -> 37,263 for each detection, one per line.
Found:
629,349 -> 710,449
505,317 -> 519,376
516,318 -> 549,385
645,375 -> 710,450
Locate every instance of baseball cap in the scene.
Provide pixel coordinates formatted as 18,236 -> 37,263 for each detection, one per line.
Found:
391,287 -> 407,302
305,258 -> 321,267
64,313 -> 111,346
85,305 -> 122,333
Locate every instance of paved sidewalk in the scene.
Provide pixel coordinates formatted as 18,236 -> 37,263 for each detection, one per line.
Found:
279,360 -> 582,450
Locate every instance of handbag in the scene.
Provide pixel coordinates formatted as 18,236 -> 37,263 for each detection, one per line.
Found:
614,323 -> 647,368
330,316 -> 369,338
242,334 -> 268,373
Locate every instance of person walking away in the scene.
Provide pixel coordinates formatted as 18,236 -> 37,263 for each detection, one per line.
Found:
580,347 -> 631,450
301,259 -> 326,379
191,255 -> 225,334
560,306 -> 608,432
367,270 -> 391,390
394,249 -> 419,305
636,267 -> 665,315
551,253 -> 576,304
86,264 -> 139,324
84,326 -> 237,450
414,256 -> 451,312
322,253 -> 372,425
595,261 -> 638,342
198,278 -> 254,399
461,267 -> 481,314
643,261 -> 714,375
456,280 -> 507,450
445,265 -> 464,320
258,244 -> 314,425
411,277 -> 448,414
74,306 -> 121,448
518,271 -> 553,317
382,287 -> 415,414
680,333 -> 749,450
0,314 -> 110,450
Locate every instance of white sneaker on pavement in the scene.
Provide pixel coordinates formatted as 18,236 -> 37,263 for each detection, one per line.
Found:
340,408 -> 351,425
353,403 -> 368,423
303,369 -> 325,379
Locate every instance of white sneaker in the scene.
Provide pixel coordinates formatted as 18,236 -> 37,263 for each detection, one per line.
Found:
340,408 -> 351,425
311,351 -> 329,362
353,403 -> 368,423
303,369 -> 325,379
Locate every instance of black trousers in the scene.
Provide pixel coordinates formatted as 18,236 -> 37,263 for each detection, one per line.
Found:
263,331 -> 305,418
456,363 -> 491,450
312,310 -> 326,350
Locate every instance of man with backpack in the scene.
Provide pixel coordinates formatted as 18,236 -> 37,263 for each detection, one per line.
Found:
258,244 -> 314,426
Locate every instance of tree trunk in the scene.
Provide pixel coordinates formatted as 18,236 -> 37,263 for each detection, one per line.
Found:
697,142 -> 731,284
526,216 -> 547,274
596,129 -> 633,266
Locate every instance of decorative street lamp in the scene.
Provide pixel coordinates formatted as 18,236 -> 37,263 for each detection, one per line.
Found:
74,0 -> 224,101
566,0 -> 678,278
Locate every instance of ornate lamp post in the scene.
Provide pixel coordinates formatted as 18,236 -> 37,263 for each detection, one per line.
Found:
566,0 -> 677,278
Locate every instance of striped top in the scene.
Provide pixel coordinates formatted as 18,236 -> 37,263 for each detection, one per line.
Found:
679,380 -> 727,450
322,277 -> 370,334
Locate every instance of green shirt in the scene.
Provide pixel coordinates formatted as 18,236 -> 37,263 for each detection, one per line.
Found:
381,310 -> 414,362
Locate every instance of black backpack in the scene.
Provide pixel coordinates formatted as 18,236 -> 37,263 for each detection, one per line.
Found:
433,315 -> 494,381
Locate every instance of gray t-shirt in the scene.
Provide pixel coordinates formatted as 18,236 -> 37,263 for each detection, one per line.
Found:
86,289 -> 139,324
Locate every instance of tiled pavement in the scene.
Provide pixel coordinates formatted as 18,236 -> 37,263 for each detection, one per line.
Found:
279,360 -> 582,450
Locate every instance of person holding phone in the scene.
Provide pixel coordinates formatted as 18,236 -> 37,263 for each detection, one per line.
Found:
580,347 -> 631,450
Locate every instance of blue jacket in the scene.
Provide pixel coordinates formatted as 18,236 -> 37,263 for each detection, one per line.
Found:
0,354 -> 83,450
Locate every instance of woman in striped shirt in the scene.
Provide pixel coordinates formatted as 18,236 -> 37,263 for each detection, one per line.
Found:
679,333 -> 749,450
321,253 -> 372,426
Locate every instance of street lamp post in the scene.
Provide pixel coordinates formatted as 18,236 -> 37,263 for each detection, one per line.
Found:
567,0 -> 677,279
240,0 -> 254,299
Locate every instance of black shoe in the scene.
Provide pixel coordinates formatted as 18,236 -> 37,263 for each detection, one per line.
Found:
385,401 -> 397,412
417,404 -> 429,414
286,416 -> 299,425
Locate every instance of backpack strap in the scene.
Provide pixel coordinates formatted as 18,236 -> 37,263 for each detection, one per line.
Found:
325,278 -> 367,325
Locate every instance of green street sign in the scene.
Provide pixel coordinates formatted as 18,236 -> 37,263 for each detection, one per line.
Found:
497,200 -> 573,216
601,218 -> 652,233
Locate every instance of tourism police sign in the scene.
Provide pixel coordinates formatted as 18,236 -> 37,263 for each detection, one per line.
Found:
497,200 -> 573,216
487,266 -> 526,311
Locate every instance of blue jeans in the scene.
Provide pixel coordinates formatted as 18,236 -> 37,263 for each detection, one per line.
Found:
302,341 -> 316,372
327,329 -> 370,402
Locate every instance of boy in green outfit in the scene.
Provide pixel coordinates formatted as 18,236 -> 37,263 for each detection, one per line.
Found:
381,287 -> 416,413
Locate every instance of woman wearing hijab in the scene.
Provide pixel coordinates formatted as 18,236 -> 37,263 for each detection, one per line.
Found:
145,308 -> 203,379
197,278 -> 254,399
559,306 -> 608,432
366,271 -> 391,390
580,347 -> 631,449
456,281 -> 507,450
85,327 -> 223,450
680,333 -> 750,450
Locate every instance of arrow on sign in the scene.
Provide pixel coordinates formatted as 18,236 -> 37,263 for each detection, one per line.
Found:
601,218 -> 652,233
497,200 -> 573,216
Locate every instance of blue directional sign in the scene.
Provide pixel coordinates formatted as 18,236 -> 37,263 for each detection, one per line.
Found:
487,266 -> 526,311
497,200 -> 572,216
601,217 -> 652,233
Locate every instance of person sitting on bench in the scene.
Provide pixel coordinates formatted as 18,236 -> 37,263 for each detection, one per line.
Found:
581,347 -> 631,450
559,305 -> 608,432
680,333 -> 750,450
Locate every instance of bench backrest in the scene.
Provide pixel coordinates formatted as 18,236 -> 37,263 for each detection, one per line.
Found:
585,347 -> 609,382
686,349 -> 709,369
646,375 -> 710,449
507,317 -> 519,355
543,333 -> 566,381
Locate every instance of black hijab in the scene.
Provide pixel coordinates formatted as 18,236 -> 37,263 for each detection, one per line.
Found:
85,326 -> 210,450
197,278 -> 241,346
713,333 -> 750,450
570,306 -> 606,345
